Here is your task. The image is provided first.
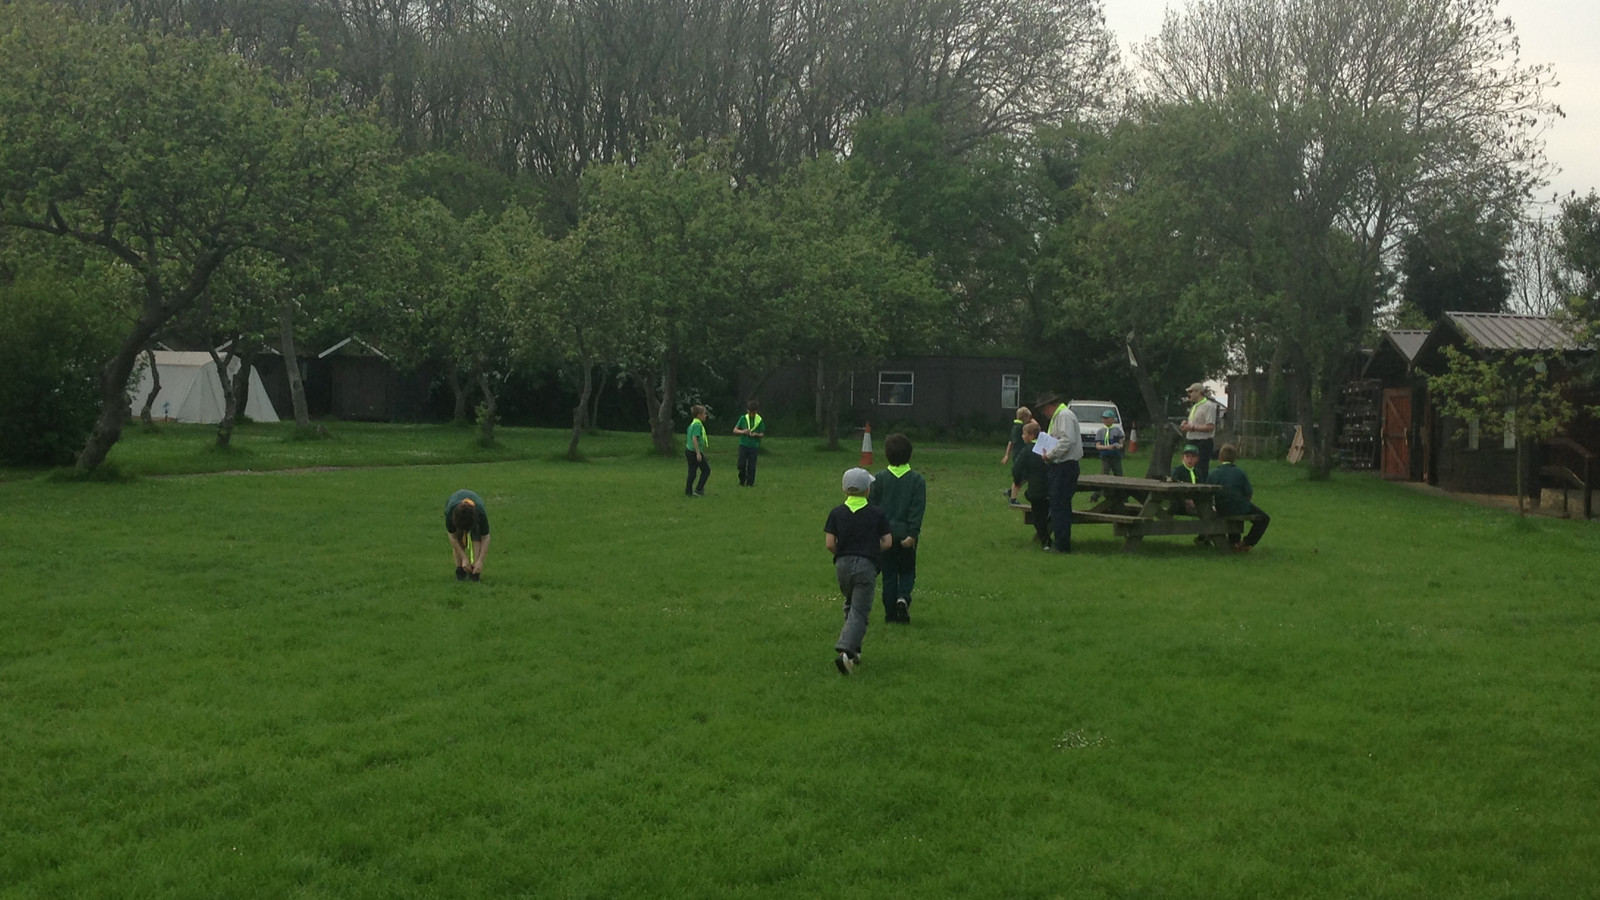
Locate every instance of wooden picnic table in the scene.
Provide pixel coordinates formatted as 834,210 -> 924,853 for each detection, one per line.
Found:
1071,474 -> 1236,553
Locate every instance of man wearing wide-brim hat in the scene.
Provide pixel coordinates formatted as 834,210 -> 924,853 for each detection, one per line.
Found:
1033,392 -> 1084,554
1179,382 -> 1218,481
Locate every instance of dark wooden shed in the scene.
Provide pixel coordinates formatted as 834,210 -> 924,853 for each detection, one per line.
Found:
1411,312 -> 1594,500
848,356 -> 1027,429
743,356 -> 1026,432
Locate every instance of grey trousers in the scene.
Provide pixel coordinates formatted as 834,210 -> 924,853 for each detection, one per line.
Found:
834,555 -> 877,656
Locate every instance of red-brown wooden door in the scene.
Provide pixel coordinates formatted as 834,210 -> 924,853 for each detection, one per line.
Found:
1382,388 -> 1411,479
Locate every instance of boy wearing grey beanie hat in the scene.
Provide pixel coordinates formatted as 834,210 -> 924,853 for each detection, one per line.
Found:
824,468 -> 892,675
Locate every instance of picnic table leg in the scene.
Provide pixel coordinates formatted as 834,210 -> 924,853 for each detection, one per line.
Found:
1121,534 -> 1144,553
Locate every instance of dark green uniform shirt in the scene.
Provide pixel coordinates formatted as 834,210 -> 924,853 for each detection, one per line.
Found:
868,467 -> 927,543
1206,462 -> 1254,515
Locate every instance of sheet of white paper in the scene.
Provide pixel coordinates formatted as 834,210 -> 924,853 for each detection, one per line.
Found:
1033,432 -> 1059,457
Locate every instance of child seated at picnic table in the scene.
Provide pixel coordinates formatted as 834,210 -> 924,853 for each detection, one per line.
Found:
1207,443 -> 1270,552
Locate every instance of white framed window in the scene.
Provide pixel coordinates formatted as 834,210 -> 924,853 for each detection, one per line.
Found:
878,371 -> 914,406
1503,408 -> 1516,450
1001,374 -> 1020,408
1467,416 -> 1480,450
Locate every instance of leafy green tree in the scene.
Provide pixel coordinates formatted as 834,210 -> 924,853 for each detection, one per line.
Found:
1135,0 -> 1559,477
579,141 -> 753,455
752,154 -> 944,447
847,108 -> 1036,348
0,2 -> 390,471
1399,202 -> 1512,324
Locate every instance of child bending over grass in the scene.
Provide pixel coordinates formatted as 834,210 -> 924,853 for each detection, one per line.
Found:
445,489 -> 491,581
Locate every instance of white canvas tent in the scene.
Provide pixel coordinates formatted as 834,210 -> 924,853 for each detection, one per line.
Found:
128,351 -> 280,424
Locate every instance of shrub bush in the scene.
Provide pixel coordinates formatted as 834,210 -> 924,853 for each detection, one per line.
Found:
0,274 -> 124,466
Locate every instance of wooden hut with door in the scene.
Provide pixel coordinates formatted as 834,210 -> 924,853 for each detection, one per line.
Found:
1360,329 -> 1430,481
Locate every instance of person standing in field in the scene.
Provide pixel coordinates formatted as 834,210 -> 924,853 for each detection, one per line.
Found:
733,399 -> 766,487
1035,392 -> 1083,554
1208,443 -> 1270,552
1089,408 -> 1125,502
684,404 -> 710,497
1001,406 -> 1033,506
825,467 -> 893,675
445,489 -> 491,582
869,433 -> 926,624
1179,382 -> 1219,481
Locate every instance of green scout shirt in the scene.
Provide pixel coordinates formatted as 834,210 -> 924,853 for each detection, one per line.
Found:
685,419 -> 708,452
736,413 -> 765,448
1206,462 -> 1254,515
868,465 -> 927,543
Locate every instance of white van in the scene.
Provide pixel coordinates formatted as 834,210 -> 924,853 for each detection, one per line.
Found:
1067,400 -> 1123,457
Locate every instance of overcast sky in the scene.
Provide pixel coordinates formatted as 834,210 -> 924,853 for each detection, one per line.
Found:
1100,0 -> 1600,207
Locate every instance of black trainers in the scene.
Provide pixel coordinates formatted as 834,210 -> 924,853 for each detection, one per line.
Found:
456,566 -> 468,581
468,572 -> 481,582
835,652 -> 854,675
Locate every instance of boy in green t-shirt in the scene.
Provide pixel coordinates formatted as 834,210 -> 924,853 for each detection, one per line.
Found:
684,405 -> 710,497
869,433 -> 927,624
733,399 -> 766,487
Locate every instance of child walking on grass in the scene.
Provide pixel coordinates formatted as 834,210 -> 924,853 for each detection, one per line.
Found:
1020,422 -> 1051,549
684,404 -> 710,496
825,467 -> 892,675
869,433 -> 926,624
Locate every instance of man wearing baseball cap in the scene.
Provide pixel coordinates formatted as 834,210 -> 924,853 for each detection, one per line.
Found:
1179,382 -> 1218,481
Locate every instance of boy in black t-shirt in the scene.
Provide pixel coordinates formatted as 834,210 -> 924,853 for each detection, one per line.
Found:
824,467 -> 893,675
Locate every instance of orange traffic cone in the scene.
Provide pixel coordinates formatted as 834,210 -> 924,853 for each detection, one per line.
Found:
859,423 -> 874,467
1129,426 -> 1139,454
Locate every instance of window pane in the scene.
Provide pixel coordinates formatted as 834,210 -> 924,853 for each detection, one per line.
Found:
879,372 -> 913,406
1001,374 -> 1019,408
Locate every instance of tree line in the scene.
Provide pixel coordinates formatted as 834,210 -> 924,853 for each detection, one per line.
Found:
2,0 -> 1595,477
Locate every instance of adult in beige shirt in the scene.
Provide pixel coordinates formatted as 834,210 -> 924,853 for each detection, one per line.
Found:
1180,382 -> 1218,481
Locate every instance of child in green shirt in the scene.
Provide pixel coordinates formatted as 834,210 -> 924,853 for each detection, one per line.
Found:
684,405 -> 710,496
869,433 -> 927,624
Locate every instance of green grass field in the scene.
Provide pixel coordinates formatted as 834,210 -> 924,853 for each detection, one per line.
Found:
3,423 -> 1597,898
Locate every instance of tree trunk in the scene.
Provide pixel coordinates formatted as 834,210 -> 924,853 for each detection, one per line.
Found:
476,368 -> 497,445
209,341 -> 242,449
567,363 -> 594,460
446,362 -> 469,424
139,346 -> 161,427
77,308 -> 166,472
635,355 -> 679,456
279,301 -> 311,428
588,365 -> 608,432
1126,335 -> 1179,479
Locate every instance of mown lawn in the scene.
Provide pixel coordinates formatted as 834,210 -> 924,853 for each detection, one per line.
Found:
2,423 -> 1597,898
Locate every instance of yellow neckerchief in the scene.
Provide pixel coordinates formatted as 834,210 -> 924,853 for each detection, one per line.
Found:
1187,398 -> 1209,424
1013,418 -> 1023,425
1179,463 -> 1197,483
1102,423 -> 1115,444
742,413 -> 763,433
690,418 -> 708,448
844,496 -> 869,512
887,464 -> 911,478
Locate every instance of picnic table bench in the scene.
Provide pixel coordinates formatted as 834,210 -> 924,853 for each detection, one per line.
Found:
1015,474 -> 1259,553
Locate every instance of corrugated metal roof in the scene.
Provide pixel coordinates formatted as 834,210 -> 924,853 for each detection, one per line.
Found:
1387,330 -> 1430,361
1446,312 -> 1584,352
